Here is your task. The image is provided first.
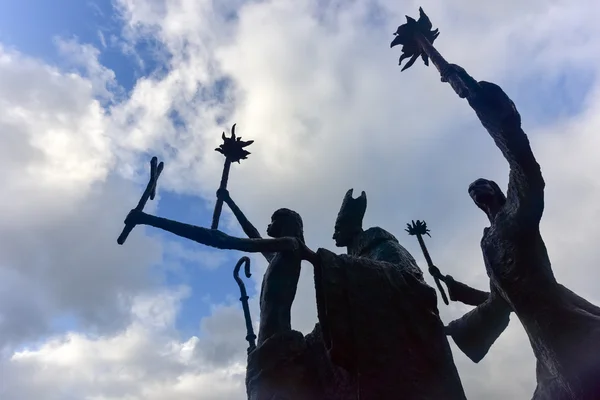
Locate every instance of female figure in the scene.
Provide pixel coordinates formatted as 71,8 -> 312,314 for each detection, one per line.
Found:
439,63 -> 600,400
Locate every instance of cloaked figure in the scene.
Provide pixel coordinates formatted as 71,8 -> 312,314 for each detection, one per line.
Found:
391,10 -> 600,396
123,189 -> 468,399
435,63 -> 600,400
311,189 -> 467,399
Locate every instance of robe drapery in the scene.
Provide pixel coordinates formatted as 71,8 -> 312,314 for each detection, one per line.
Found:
439,65 -> 600,399
314,247 -> 467,399
245,324 -> 356,400
444,280 -> 512,363
526,282 -> 600,400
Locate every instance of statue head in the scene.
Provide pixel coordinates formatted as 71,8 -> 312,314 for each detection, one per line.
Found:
333,189 -> 366,247
267,208 -> 305,242
468,178 -> 506,221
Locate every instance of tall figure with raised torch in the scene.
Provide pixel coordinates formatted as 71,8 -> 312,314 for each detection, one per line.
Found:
392,8 -> 600,399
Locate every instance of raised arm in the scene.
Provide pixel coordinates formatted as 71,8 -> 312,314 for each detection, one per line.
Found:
218,189 -> 274,262
442,64 -> 545,223
125,210 -> 298,255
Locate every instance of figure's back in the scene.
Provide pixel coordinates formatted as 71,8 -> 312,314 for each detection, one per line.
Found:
317,226 -> 467,399
351,227 -> 424,278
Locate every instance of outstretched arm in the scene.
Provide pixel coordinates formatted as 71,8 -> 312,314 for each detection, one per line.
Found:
126,210 -> 297,255
445,285 -> 512,363
441,274 -> 490,306
218,189 -> 274,262
442,64 -> 545,223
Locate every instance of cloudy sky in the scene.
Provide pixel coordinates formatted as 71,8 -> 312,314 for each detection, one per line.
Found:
0,0 -> 599,398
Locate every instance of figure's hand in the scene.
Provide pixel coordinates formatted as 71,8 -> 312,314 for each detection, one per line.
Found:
429,265 -> 445,281
124,209 -> 146,226
216,188 -> 231,202
282,238 -> 315,262
296,239 -> 317,264
439,63 -> 479,99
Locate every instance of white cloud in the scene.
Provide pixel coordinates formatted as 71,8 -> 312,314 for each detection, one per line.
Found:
0,42 -> 165,347
2,291 -> 247,400
2,0 -> 600,398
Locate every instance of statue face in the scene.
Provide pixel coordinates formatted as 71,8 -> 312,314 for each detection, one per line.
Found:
333,220 -> 355,247
267,214 -> 282,238
468,178 -> 499,213
333,189 -> 366,248
267,208 -> 303,239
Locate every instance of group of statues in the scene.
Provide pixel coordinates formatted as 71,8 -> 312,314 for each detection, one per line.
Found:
119,8 -> 600,400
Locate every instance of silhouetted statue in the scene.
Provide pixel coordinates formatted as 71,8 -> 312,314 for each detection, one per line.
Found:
122,188 -> 468,399
218,189 -> 304,345
312,189 -> 468,399
216,188 -> 356,399
125,197 -> 355,399
394,9 -> 600,399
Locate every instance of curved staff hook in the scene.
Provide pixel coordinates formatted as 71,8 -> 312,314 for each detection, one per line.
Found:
233,256 -> 257,353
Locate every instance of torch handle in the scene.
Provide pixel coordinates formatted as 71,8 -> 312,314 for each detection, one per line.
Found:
416,234 -> 449,305
434,275 -> 449,305
117,225 -> 135,245
117,159 -> 164,245
211,159 -> 232,229
414,32 -> 449,76
414,32 -> 479,100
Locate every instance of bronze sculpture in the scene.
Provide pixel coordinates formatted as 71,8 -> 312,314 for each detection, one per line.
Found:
121,185 -> 468,399
394,8 -> 600,399
315,189 -> 467,399
113,8 -> 600,398
216,188 -> 355,399
211,123 -> 253,230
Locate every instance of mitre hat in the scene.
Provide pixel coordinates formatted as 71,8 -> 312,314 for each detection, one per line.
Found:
335,189 -> 367,229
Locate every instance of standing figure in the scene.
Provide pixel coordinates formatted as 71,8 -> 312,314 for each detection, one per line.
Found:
124,198 -> 353,399
392,11 -> 600,397
451,68 -> 600,398
441,63 -> 600,399
122,188 -> 468,399
311,189 -> 467,399
216,189 -> 356,399
217,188 -> 303,346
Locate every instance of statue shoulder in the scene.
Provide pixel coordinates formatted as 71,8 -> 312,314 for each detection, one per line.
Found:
351,227 -> 399,257
362,227 -> 399,244
359,228 -> 423,276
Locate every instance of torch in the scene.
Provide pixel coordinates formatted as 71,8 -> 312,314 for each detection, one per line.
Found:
117,156 -> 164,245
390,7 -> 479,98
406,220 -> 449,305
211,124 -> 254,230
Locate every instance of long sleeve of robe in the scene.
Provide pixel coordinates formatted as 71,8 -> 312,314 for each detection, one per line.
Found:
446,284 -> 512,363
445,275 -> 490,306
314,248 -> 467,400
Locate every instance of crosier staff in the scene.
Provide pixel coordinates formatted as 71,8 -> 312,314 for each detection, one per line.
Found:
406,220 -> 449,305
211,124 -> 254,229
233,256 -> 257,353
